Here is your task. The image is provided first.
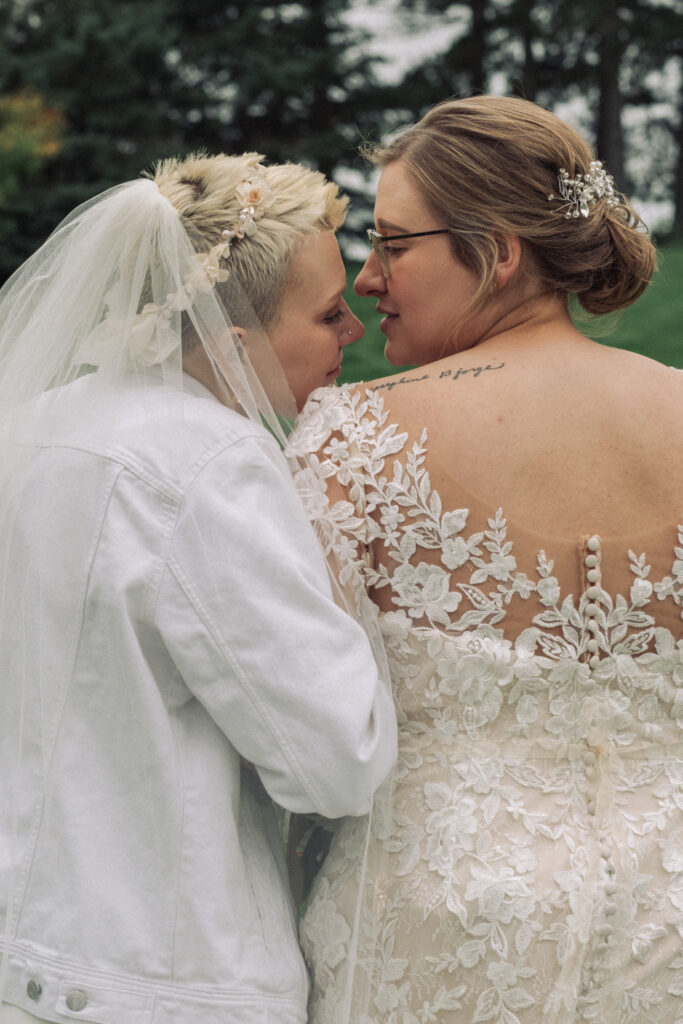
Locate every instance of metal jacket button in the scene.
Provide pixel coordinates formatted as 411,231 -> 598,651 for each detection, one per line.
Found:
26,980 -> 42,1000
66,990 -> 88,1012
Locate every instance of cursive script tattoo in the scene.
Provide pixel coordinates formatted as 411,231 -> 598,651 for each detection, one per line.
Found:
439,361 -> 506,381
370,361 -> 505,392
370,373 -> 430,392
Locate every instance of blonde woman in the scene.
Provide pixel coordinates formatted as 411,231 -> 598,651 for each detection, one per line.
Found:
0,153 -> 395,1024
289,97 -> 683,1023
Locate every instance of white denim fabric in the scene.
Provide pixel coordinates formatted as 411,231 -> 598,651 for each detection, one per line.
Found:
0,373 -> 397,1024
0,1006 -> 41,1024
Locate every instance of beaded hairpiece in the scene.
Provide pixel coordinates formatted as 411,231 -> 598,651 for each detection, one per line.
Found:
548,160 -> 619,220
81,167 -> 272,368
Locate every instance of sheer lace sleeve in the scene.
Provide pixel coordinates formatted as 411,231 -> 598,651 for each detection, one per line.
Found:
289,384 -> 408,621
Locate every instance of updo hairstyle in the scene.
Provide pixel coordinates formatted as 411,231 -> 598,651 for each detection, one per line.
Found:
152,152 -> 348,333
366,96 -> 656,317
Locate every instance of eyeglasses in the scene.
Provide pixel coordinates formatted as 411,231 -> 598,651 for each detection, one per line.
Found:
366,228 -> 450,279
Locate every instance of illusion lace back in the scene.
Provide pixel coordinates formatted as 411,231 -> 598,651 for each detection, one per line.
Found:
288,384 -> 683,1024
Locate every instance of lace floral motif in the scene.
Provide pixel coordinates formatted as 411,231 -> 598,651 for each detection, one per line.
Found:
288,385 -> 683,1024
289,386 -> 683,658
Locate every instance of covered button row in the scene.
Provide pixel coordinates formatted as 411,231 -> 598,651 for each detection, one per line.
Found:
584,536 -> 601,668
598,831 -> 618,954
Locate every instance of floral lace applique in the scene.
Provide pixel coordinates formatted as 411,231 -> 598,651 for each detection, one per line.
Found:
288,384 -> 683,1024
289,384 -> 683,660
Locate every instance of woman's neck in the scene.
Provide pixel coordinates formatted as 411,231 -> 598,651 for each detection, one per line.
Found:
453,285 -> 584,361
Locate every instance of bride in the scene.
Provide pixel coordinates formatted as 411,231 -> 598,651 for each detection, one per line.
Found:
289,96 -> 683,1023
0,152 -> 396,1024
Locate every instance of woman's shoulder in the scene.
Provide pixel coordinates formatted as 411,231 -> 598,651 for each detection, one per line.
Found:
288,381 -> 408,460
293,381 -> 381,431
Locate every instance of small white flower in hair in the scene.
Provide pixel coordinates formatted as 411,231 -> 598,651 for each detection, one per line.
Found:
235,174 -> 272,219
196,246 -> 231,285
216,168 -> 272,256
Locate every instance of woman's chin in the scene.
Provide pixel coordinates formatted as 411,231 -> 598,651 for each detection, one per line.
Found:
383,340 -> 407,368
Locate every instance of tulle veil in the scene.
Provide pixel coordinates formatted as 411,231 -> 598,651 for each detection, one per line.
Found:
0,171 -> 393,1022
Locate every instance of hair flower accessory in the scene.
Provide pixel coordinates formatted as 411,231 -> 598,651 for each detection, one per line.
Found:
80,166 -> 273,369
548,160 -> 619,219
235,174 -> 272,219
193,247 -> 231,289
219,168 -> 273,251
80,293 -> 187,370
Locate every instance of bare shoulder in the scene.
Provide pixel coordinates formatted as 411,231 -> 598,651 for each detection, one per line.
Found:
352,367 -> 434,396
592,343 -> 683,407
362,351 -> 508,392
342,355 -> 512,443
595,341 -> 681,374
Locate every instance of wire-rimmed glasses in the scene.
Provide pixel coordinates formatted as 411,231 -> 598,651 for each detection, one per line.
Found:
366,228 -> 450,279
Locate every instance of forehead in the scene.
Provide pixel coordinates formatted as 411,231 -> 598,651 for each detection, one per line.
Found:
284,230 -> 346,303
375,160 -> 440,231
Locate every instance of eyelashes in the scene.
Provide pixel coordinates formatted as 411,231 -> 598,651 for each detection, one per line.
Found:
324,309 -> 345,324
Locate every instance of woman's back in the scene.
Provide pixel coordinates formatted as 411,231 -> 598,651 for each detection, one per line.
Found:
374,333 -> 683,530
291,341 -> 683,1022
362,335 -> 683,642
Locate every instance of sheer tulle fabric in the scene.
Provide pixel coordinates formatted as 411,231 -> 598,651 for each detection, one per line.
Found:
0,181 -> 389,1020
0,179 -> 296,1011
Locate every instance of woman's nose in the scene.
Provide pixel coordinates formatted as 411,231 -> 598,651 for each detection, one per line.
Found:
354,251 -> 386,297
340,308 -> 364,345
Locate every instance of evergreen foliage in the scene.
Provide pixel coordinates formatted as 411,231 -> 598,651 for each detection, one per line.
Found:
0,0 -> 402,277
0,0 -> 681,281
391,0 -> 681,221
0,0 -> 180,274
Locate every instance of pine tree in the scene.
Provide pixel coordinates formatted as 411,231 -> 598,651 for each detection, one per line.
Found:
169,0 -> 389,179
0,0 -> 180,275
0,0 -> 391,278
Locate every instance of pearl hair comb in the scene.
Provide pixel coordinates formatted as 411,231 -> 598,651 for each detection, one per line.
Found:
548,161 -> 619,220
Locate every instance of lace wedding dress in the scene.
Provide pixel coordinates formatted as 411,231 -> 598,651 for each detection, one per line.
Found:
288,383 -> 683,1024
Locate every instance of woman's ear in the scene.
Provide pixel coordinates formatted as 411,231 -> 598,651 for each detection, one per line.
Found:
494,235 -> 522,290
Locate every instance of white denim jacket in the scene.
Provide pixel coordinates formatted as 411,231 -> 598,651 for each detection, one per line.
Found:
0,374 -> 397,1024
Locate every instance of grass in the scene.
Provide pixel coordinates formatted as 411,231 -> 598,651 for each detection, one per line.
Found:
339,238 -> 683,385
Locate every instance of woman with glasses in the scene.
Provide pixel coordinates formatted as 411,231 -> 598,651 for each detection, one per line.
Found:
287,95 -> 683,1023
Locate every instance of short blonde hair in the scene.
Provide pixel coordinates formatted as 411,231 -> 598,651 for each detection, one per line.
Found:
152,152 -> 348,330
366,96 -> 655,317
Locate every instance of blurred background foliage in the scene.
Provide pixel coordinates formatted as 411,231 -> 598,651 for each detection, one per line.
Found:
0,0 -> 681,284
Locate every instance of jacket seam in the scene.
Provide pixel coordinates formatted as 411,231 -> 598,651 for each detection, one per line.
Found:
163,554 -> 326,812
29,428 -> 274,504
9,467 -> 124,936
5,941 -> 305,1003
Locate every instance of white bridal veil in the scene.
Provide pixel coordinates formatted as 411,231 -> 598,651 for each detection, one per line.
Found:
0,170 -> 393,1024
0,175 -> 302,1009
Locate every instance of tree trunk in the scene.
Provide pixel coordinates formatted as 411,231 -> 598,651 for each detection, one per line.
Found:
596,0 -> 625,189
470,0 -> 487,94
518,0 -> 538,101
673,59 -> 683,236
